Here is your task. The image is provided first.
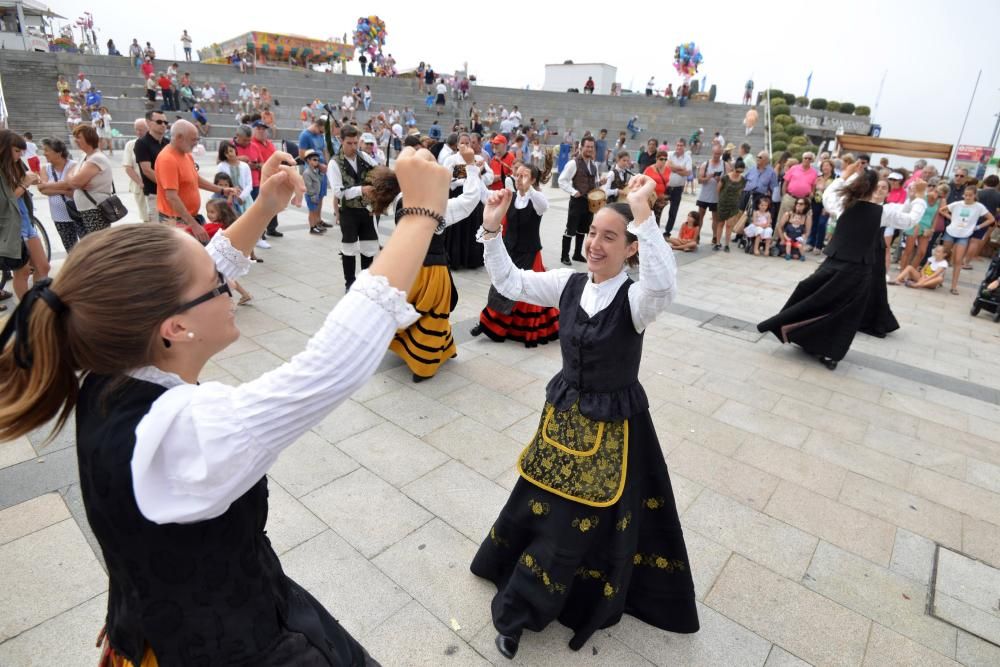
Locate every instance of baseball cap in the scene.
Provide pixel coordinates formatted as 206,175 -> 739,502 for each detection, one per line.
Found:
361,132 -> 376,144
888,172 -> 903,181
491,135 -> 507,144
252,120 -> 269,129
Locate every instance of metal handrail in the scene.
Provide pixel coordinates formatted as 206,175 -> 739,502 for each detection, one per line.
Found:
0,73 -> 8,129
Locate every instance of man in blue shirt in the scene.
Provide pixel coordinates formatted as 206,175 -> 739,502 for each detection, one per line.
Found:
428,120 -> 443,141
742,150 -> 778,211
298,117 -> 328,165
191,104 -> 210,136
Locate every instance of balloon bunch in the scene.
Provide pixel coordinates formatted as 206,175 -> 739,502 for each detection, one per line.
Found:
673,42 -> 703,78
353,15 -> 387,58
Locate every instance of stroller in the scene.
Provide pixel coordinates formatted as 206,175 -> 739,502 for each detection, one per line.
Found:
970,252 -> 1000,322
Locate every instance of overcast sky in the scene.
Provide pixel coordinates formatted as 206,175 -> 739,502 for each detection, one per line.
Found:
55,1 -> 1000,161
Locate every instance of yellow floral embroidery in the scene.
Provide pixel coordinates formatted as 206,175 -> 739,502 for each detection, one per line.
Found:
571,515 -> 600,532
528,499 -> 550,517
517,402 -> 629,507
633,552 -> 687,572
573,567 -> 619,598
643,497 -> 666,510
616,511 -> 632,531
489,525 -> 509,548
519,552 -> 566,594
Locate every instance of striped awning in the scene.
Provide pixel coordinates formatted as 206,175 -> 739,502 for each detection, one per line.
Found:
836,135 -> 952,161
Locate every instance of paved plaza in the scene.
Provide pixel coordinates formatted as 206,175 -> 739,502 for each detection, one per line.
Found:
2,155 -> 1000,666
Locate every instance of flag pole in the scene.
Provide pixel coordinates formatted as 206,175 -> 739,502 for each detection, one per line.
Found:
945,69 -> 982,176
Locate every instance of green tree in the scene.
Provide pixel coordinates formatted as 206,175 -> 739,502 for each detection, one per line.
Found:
854,105 -> 871,116
809,98 -> 827,110
827,101 -> 841,112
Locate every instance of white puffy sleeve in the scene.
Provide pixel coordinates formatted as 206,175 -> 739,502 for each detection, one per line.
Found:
627,213 -> 678,332
206,233 -> 252,281
130,271 -> 418,524
822,175 -> 853,219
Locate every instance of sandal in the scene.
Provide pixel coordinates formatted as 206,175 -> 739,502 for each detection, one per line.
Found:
950,288 -> 959,295
238,295 -> 253,306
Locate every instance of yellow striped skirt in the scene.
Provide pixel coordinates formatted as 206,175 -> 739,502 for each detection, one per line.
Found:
389,264 -> 457,379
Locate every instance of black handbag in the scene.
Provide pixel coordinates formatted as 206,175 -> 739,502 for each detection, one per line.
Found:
81,179 -> 127,224
79,155 -> 128,224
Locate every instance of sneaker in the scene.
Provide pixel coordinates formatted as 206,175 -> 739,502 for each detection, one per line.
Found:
713,243 -> 721,251
723,245 -> 730,253
255,239 -> 271,249
309,226 -> 325,235
785,255 -> 792,261
319,221 -> 333,228
266,230 -> 284,238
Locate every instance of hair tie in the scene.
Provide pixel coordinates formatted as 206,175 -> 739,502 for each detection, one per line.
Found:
0,278 -> 68,369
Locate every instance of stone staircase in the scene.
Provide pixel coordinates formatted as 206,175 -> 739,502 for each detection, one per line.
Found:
0,51 -> 846,158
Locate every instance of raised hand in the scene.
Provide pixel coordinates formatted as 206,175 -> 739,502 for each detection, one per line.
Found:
626,173 -> 656,221
459,144 -> 475,165
394,146 -> 450,216
483,189 -> 511,232
257,151 -> 306,212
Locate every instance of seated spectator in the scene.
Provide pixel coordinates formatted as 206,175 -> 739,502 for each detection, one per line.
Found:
745,196 -> 773,255
780,197 -> 811,261
668,211 -> 701,252
178,83 -> 196,111
58,89 -> 73,109
891,245 -> 948,289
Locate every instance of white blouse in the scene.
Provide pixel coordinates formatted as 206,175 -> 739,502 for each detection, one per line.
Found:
128,234 -> 419,525
393,166 -> 481,228
482,213 -> 677,333
512,187 -> 548,216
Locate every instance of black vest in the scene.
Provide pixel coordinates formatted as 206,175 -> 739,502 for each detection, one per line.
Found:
545,273 -> 648,421
335,153 -> 372,209
504,194 -> 543,261
608,167 -> 633,203
75,375 -> 312,666
396,199 -> 447,265
571,157 -> 597,195
823,200 -> 883,264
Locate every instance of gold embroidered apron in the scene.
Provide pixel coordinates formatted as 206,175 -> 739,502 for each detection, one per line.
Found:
517,402 -> 628,507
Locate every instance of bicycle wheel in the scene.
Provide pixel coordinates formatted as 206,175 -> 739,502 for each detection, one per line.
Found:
32,217 -> 51,261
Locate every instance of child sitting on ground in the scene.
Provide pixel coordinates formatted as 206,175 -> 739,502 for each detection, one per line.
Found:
205,199 -> 253,305
781,197 -> 811,261
668,211 -> 701,252
891,244 -> 948,289
744,196 -> 773,256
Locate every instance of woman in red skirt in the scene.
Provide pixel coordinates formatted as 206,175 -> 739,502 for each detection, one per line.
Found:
470,164 -> 559,346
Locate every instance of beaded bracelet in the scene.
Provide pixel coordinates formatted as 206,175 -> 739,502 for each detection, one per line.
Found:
396,206 -> 446,233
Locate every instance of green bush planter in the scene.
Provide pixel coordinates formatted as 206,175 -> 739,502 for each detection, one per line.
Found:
809,98 -> 827,110
839,102 -> 855,115
854,105 -> 870,116
827,101 -> 841,112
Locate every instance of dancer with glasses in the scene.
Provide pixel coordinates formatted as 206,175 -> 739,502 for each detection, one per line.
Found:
0,147 -> 453,666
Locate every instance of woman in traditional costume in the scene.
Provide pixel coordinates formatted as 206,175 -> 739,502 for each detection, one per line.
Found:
470,175 -> 699,658
470,164 -> 560,347
368,138 -> 482,382
441,133 -> 486,270
0,148 -> 452,666
757,162 -> 889,369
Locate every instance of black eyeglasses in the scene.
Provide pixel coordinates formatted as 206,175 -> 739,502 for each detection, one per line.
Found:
173,271 -> 231,314
151,119 -> 168,126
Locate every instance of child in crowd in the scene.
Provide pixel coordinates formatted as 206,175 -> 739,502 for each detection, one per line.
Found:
668,211 -> 701,252
205,198 -> 253,305
745,196 -> 773,256
301,150 -> 327,235
891,244 -> 948,289
781,197 -> 810,261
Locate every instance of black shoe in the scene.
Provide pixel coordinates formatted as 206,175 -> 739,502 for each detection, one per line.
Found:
495,633 -> 519,660
309,226 -> 325,235
470,323 -> 483,337
266,230 -> 284,238
412,373 -> 429,383
560,256 -> 571,266
713,243 -> 721,251
724,245 -> 730,253
820,356 -> 838,371
319,221 -> 333,228
572,253 -> 586,262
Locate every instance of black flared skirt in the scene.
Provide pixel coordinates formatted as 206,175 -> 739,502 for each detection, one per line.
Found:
470,410 -> 699,651
442,200 -> 485,269
858,240 -> 900,338
757,258 -> 871,362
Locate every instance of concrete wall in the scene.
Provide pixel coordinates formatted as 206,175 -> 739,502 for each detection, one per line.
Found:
543,64 -> 616,94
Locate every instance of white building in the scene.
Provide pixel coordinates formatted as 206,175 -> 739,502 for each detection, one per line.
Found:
0,0 -> 62,51
543,62 -> 617,95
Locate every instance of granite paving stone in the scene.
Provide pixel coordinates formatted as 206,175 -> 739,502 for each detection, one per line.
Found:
735,437 -> 848,500
802,431 -> 912,489
610,602 -> 772,667
371,519 -> 495,641
667,440 -> 780,511
863,427 -> 966,479
422,416 -> 526,480
932,547 -> 1000,646
956,630 -> 1000,667
862,623 -> 960,667
267,430 -> 359,498
403,460 -> 510,543
440,383 -> 535,431
890,529 -> 938,586
0,493 -> 70,547
961,516 -> 1000,568
469,622 -> 652,667
713,400 -> 812,449
764,646 -> 812,667
0,436 -> 36,471
804,541 -> 957,658
333,421 -> 449,487
361,600 -> 490,666
651,401 -> 749,456
0,593 -> 106,667
311,399 -> 385,445
705,555 -> 871,667
764,481 -> 895,567
302,468 -> 433,558
0,520 -> 107,642
964,457 -> 1000,495
907,467 -> 1000,525
260,478 -> 328,555
365,386 -> 462,438
683,490 -> 818,579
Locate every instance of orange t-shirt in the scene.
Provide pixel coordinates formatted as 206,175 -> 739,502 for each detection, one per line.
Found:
643,165 -> 671,196
155,144 -> 201,216
680,224 -> 698,241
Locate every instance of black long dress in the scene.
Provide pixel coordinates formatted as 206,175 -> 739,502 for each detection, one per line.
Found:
858,236 -> 900,338
471,273 -> 699,651
442,180 -> 485,269
757,199 -> 884,361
